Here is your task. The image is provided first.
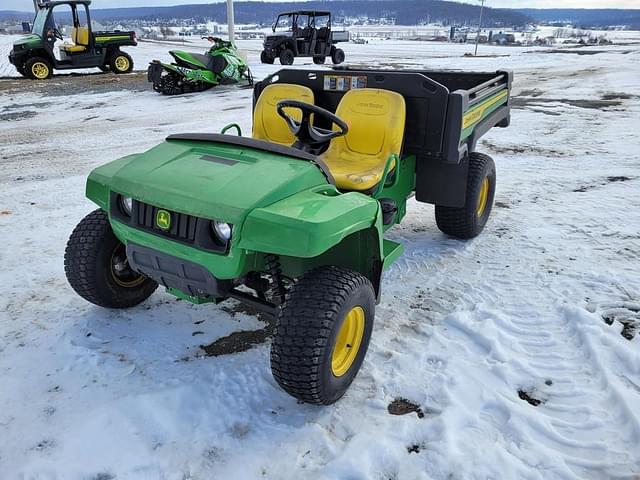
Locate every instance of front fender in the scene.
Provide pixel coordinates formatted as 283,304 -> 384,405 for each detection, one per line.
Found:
239,185 -> 380,258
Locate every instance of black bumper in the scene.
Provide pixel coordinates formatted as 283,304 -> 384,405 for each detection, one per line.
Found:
9,49 -> 28,68
126,243 -> 231,299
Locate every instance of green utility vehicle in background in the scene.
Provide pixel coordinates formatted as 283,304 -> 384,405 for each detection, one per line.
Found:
8,0 -> 136,79
65,67 -> 512,405
148,36 -> 252,95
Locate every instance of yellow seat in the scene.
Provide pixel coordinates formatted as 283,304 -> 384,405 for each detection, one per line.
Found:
252,84 -> 314,146
320,88 -> 406,191
60,27 -> 89,54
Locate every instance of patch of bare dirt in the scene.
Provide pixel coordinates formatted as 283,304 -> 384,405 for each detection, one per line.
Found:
573,175 -> 635,193
601,303 -> 639,341
481,140 -> 566,158
200,302 -> 276,357
512,96 -> 623,111
388,398 -> 425,418
0,71 -> 149,96
518,389 -> 543,406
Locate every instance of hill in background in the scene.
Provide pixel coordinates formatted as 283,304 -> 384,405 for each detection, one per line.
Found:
1,1 -> 530,27
518,8 -> 640,29
1,1 -> 638,29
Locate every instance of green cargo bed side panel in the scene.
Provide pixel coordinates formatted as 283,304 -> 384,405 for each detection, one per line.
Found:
239,186 -> 380,258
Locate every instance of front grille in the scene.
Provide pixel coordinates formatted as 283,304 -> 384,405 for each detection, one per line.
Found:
134,200 -> 197,243
109,192 -> 230,254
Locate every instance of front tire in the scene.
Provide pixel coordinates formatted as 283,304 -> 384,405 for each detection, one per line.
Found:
25,57 -> 53,80
260,51 -> 274,64
271,266 -> 375,405
64,209 -> 158,308
435,152 -> 496,239
331,48 -> 345,65
110,51 -> 134,74
279,49 -> 295,66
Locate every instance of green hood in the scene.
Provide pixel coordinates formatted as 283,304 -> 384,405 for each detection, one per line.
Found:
88,139 -> 329,225
13,34 -> 42,48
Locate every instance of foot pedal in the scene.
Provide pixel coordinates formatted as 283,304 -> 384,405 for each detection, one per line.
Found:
379,198 -> 397,226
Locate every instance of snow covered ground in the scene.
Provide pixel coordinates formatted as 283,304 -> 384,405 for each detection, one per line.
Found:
0,35 -> 639,480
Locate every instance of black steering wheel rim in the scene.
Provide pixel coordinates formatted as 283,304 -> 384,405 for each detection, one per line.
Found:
276,100 -> 348,146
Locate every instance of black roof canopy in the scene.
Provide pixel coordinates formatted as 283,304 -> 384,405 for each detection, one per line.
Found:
278,11 -> 331,16
40,0 -> 92,7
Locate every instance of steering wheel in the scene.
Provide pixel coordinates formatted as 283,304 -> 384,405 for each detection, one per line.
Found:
276,100 -> 348,149
53,28 -> 64,40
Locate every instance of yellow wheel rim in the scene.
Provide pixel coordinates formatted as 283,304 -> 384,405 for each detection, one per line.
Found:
110,246 -> 145,288
476,177 -> 490,217
331,306 -> 365,377
32,62 -> 49,79
114,56 -> 130,72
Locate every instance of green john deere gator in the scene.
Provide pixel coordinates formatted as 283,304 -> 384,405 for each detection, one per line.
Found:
65,67 -> 512,404
9,0 -> 136,79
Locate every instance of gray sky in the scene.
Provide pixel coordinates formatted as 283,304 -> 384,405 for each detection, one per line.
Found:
3,0 -> 638,11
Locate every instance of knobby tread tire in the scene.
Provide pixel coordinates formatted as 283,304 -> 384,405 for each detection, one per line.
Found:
25,57 -> 52,80
110,51 -> 134,74
271,266 -> 375,405
64,209 -> 157,309
435,151 -> 496,239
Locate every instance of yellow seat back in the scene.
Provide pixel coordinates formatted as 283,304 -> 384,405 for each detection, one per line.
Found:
70,27 -> 78,43
321,89 -> 406,191
76,27 -> 90,46
253,84 -> 314,146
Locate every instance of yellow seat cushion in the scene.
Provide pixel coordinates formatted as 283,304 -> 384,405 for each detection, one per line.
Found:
320,88 -> 406,191
61,44 -> 87,53
252,84 -> 315,146
60,27 -> 89,53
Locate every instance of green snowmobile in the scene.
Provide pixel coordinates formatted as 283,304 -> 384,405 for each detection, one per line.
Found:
147,36 -> 252,95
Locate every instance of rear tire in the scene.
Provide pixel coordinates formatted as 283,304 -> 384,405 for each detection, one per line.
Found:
313,56 -> 326,65
260,51 -> 274,64
279,49 -> 294,66
25,57 -> 52,80
110,51 -> 133,74
435,152 -> 496,239
64,209 -> 158,308
271,266 -> 375,405
331,48 -> 345,65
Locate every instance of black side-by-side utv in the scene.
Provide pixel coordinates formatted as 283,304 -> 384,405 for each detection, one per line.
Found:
261,11 -> 349,66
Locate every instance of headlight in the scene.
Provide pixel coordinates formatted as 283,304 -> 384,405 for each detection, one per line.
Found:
211,221 -> 232,243
120,195 -> 133,216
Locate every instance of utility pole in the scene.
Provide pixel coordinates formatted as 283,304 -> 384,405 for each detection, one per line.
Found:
227,0 -> 235,45
474,0 -> 485,56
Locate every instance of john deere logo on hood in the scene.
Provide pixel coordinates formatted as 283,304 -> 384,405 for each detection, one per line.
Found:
156,209 -> 171,230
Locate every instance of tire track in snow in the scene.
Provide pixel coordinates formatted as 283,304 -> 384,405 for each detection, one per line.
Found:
380,189 -> 640,477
